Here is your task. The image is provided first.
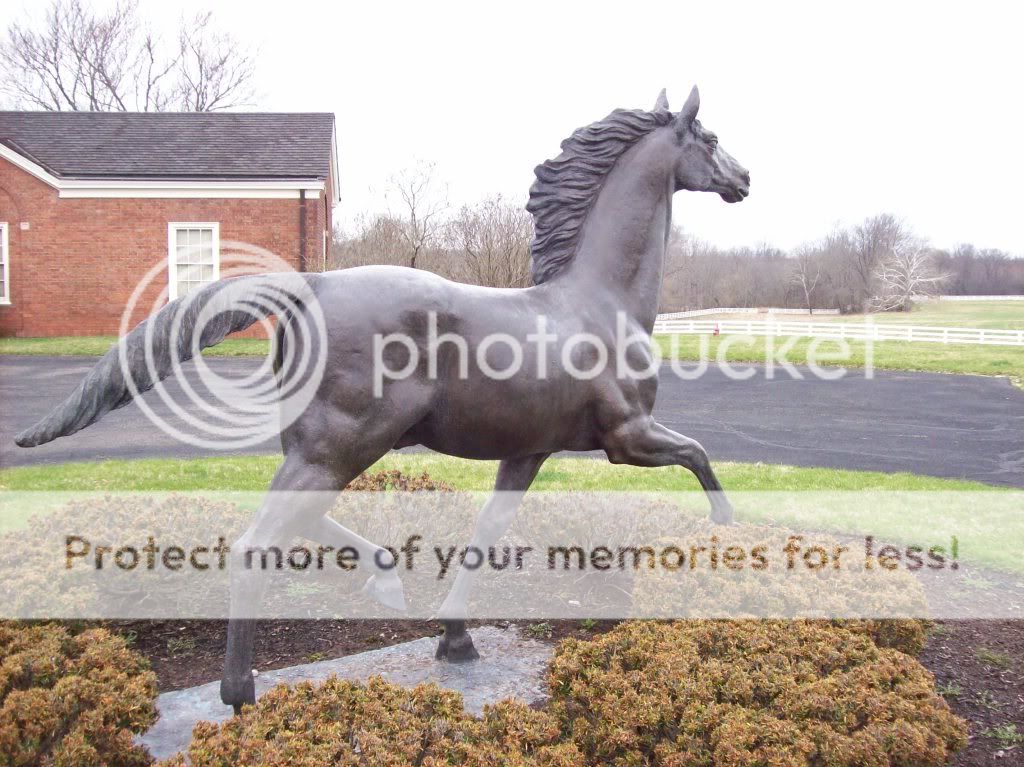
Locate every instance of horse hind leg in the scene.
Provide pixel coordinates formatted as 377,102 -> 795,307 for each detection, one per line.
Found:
303,515 -> 406,612
220,452 -> 385,712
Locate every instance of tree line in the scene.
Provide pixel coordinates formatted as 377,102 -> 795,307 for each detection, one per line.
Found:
332,165 -> 1024,313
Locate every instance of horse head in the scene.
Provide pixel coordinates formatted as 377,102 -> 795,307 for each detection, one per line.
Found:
655,86 -> 750,203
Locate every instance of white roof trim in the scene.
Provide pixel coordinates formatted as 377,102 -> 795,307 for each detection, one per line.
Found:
60,180 -> 325,199
330,120 -> 341,205
0,143 -> 328,200
0,142 -> 61,187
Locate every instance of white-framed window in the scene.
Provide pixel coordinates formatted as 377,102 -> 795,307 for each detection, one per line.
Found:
168,222 -> 219,300
0,222 -> 9,305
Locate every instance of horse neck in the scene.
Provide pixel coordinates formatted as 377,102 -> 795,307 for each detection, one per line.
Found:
556,133 -> 673,331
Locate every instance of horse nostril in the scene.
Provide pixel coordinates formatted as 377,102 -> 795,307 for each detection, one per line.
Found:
741,171 -> 751,185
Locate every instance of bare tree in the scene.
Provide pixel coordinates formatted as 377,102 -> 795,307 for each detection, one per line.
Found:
386,162 -> 448,269
446,196 -> 532,288
869,238 -> 949,312
0,0 -> 256,111
790,245 -> 822,313
660,226 -> 720,311
174,13 -> 256,112
329,214 -> 407,270
849,213 -> 910,311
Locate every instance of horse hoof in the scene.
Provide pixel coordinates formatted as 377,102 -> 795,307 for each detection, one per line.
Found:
435,631 -> 480,663
710,504 -> 734,526
362,573 -> 407,612
220,674 -> 255,712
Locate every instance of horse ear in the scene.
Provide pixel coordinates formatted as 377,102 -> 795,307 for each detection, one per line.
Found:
675,85 -> 700,135
653,88 -> 669,111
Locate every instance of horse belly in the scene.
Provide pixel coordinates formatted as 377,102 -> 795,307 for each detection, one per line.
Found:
406,378 -> 597,459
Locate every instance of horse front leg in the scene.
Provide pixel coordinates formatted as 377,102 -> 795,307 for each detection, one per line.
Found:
436,453 -> 549,662
605,418 -> 734,524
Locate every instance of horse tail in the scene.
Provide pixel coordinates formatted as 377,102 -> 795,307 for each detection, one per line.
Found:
15,273 -> 312,448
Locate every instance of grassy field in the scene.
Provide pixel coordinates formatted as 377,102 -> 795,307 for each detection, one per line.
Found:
654,334 -> 1024,384
0,454 -> 1017,572
0,336 -> 269,357
3,333 -> 1022,384
698,300 -> 1024,329
3,300 -> 1022,385
0,454 -> 996,494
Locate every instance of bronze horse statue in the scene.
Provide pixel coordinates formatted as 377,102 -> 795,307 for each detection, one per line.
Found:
17,85 -> 750,711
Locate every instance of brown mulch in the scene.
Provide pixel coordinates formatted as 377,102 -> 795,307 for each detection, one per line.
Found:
122,617 -> 1021,766
921,620 -> 1024,766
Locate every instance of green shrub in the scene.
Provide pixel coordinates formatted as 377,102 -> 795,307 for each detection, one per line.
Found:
834,618 -> 927,656
158,675 -> 580,767
630,519 -> 931,657
160,619 -> 961,767
0,622 -> 157,767
345,470 -> 453,492
547,619 -> 966,767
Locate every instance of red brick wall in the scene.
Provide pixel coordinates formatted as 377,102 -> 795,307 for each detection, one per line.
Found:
0,157 -> 330,338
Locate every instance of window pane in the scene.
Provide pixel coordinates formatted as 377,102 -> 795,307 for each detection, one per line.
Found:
172,226 -> 216,297
1,225 -> 7,301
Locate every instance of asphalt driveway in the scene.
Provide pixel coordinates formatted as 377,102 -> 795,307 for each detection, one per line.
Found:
1,355 -> 1022,486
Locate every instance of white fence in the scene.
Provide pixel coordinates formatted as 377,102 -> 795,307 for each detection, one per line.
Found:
658,307 -> 840,319
652,318 -> 1024,347
928,295 -> 1024,302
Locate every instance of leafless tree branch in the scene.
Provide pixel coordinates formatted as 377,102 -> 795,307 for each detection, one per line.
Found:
0,0 -> 256,111
385,162 -> 448,269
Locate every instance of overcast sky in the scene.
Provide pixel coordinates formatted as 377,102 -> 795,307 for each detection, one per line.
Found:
11,0 -> 1023,253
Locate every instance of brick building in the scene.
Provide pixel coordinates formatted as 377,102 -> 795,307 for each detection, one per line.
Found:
0,111 -> 339,337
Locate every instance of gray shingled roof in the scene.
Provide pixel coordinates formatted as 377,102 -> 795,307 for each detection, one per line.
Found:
0,111 -> 335,180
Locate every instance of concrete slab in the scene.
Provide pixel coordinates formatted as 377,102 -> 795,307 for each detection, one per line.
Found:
139,625 -> 553,762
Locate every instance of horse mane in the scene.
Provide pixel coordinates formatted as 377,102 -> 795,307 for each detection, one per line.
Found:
527,108 -> 674,284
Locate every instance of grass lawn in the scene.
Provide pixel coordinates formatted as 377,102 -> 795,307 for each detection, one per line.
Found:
832,300 -> 1024,329
2,454 -> 1018,573
703,300 -> 1024,329
4,333 -> 1022,385
655,334 -> 1024,384
0,454 -> 997,494
0,336 -> 269,357
3,299 -> 1022,383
